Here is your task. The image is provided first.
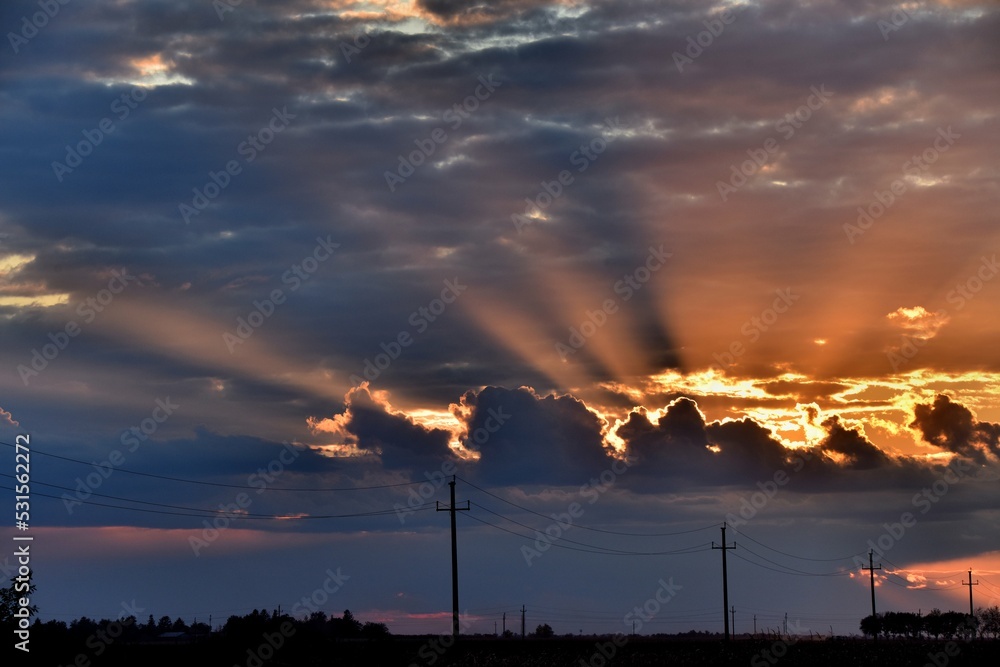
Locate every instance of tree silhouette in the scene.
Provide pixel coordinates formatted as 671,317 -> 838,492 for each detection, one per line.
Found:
859,614 -> 882,638
361,620 -> 390,638
0,572 -> 38,626
533,623 -> 554,638
979,606 -> 1000,638
329,609 -> 362,638
923,609 -> 941,638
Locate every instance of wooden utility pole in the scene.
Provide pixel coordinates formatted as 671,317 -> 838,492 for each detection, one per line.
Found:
963,569 -> 979,637
712,525 -> 736,640
521,605 -> 526,639
863,550 -> 881,640
436,476 -> 469,640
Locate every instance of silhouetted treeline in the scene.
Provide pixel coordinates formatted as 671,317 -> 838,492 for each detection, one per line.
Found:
860,606 -> 1000,639
4,607 -> 388,645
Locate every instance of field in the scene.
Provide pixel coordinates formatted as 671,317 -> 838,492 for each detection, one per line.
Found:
15,636 -> 1000,667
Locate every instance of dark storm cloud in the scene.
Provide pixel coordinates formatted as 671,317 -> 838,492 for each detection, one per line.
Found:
611,395 -> 952,494
416,0 -> 555,24
816,415 -> 893,470
616,397 -> 813,490
335,386 -> 457,470
456,385 -> 615,485
911,394 -> 1000,464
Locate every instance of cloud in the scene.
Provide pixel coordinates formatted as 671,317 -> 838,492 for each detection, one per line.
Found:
816,415 -> 893,470
886,306 -> 950,340
308,385 -> 459,471
457,385 -> 615,485
0,405 -> 18,426
415,0 -> 563,25
617,397 -> 712,474
911,394 -> 1000,464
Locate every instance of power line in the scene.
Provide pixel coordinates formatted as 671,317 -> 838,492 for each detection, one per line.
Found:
468,502 -> 713,556
457,476 -> 716,537
736,542 -> 852,577
3,473 -> 432,518
730,551 -> 846,579
882,576 -> 961,591
730,527 -> 864,562
0,484 -> 435,520
0,440 -> 423,491
458,510 -> 711,557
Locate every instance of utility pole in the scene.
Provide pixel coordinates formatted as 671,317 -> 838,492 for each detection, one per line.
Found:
753,614 -> 756,637
502,612 -> 506,636
712,524 -> 736,640
863,549 -> 881,640
731,606 -> 736,636
521,605 -> 526,639
963,569 -> 979,637
436,476 -> 469,640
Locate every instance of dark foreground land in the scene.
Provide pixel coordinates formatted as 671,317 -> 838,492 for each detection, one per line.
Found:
11,636 -> 1000,667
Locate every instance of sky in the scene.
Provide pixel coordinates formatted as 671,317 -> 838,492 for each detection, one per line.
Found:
1,0 -> 1000,638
